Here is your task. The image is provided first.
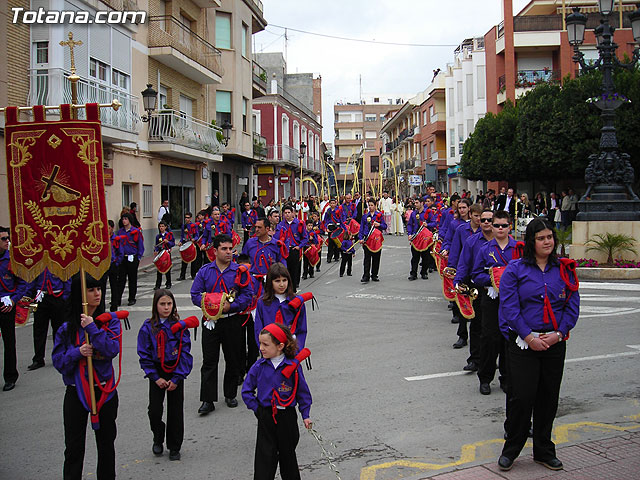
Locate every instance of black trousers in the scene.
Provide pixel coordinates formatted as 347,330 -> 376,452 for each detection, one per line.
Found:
502,336 -> 566,462
340,252 -> 353,275
155,268 -> 172,288
148,374 -> 184,451
179,258 -> 200,279
302,257 -> 315,278
200,314 -> 243,402
285,251 -> 302,290
254,406 -> 301,480
63,386 -> 118,480
114,257 -> 139,305
315,253 -> 322,271
410,246 -> 429,276
477,295 -> 507,385
103,262 -> 119,310
32,294 -> 68,363
362,246 -> 381,279
0,308 -> 18,384
242,315 -> 259,373
463,286 -> 483,365
327,240 -> 340,262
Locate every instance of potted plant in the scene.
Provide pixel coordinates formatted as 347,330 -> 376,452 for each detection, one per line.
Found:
585,232 -> 638,265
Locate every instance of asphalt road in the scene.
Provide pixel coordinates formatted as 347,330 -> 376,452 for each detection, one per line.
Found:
1,234 -> 639,480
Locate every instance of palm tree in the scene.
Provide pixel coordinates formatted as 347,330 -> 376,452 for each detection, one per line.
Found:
585,233 -> 638,265
555,226 -> 572,257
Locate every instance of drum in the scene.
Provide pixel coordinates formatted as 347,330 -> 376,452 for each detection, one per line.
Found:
231,230 -> 242,248
490,266 -> 506,292
206,245 -> 217,263
364,228 -> 384,252
304,244 -> 320,267
411,226 -> 434,252
154,249 -> 172,274
330,226 -> 345,248
346,218 -> 360,236
179,241 -> 197,264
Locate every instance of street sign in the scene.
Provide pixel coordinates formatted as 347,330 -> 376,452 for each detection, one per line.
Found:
280,175 -> 290,183
408,175 -> 422,186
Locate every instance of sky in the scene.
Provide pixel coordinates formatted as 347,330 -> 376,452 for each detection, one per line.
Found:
253,0 -> 532,144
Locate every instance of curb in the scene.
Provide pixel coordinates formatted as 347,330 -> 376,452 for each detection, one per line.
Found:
576,267 -> 640,280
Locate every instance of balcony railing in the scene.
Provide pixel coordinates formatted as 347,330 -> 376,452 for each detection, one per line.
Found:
101,0 -> 139,11
148,110 -> 222,154
498,74 -> 506,93
266,144 -> 300,167
252,61 -> 267,90
514,12 -> 632,33
148,16 -> 223,78
253,132 -> 267,159
29,68 -> 140,133
515,69 -> 560,88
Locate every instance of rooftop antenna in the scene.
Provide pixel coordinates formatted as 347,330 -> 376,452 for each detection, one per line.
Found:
359,74 -> 362,103
284,28 -> 288,66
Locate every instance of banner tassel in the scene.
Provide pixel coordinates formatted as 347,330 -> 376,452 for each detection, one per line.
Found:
307,426 -> 342,480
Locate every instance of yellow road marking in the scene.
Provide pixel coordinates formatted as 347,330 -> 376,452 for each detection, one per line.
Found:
359,418 -> 640,480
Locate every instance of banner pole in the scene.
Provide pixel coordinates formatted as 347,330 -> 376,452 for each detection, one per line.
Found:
61,31 -> 98,417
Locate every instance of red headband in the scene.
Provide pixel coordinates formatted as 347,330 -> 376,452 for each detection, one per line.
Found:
263,323 -> 287,345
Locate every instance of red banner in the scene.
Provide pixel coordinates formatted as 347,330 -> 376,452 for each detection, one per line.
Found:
4,104 -> 110,282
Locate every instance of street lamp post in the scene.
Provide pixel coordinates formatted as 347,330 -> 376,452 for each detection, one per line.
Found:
299,142 -> 307,202
566,3 -> 640,220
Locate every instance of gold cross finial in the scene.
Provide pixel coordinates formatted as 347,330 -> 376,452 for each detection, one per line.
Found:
60,32 -> 83,76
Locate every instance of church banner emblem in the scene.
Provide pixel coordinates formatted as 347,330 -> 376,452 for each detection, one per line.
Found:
4,104 -> 110,282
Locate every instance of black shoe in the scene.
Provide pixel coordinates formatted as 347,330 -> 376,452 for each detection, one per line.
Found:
302,275 -> 307,280
347,272 -> 352,276
327,259 -> 332,263
498,455 -> 514,471
154,286 -> 160,290
371,276 -> 379,282
316,267 -> 321,272
225,397 -> 238,408
535,458 -> 563,471
451,316 -> 460,324
408,275 -> 417,281
152,443 -> 163,456
169,450 -> 181,461
463,362 -> 478,372
421,274 -> 428,279
27,361 -> 44,371
165,284 -> 172,289
428,268 -> 435,273
340,274 -> 344,277
479,383 -> 491,395
452,337 -> 467,349
309,274 -> 314,278
127,299 -> 136,306
529,427 -> 533,437
198,401 -> 215,415
3,382 -> 16,392
360,277 -> 369,283
447,302 -> 454,310
500,382 -> 508,393
109,305 -> 117,312
177,276 -> 186,281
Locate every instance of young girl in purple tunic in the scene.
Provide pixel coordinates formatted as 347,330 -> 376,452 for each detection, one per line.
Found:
254,263 -> 308,350
137,289 -> 194,461
242,323 -> 312,480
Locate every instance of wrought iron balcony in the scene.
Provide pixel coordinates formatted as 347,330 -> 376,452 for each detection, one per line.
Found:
253,132 -> 267,159
515,69 -> 560,88
148,16 -> 223,83
28,68 -> 140,135
148,109 -> 222,155
266,144 -> 300,168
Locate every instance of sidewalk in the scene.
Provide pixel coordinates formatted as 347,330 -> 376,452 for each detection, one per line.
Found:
425,431 -> 640,479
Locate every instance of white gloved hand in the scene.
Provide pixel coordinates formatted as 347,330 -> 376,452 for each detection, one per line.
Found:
35,290 -> 44,302
1,296 -> 12,307
487,286 -> 499,299
204,320 -> 215,330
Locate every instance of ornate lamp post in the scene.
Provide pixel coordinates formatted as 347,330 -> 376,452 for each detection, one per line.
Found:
298,142 -> 307,202
140,84 -> 157,122
566,3 -> 640,220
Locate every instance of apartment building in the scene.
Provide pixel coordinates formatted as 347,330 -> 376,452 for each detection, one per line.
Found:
252,53 -> 323,202
486,0 -> 639,115
445,37 -> 487,196
1,0 -> 267,252
333,96 -> 405,197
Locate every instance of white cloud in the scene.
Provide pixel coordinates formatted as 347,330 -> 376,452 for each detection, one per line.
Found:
254,0 -> 532,142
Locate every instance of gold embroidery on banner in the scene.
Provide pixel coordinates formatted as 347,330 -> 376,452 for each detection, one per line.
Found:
9,135 -> 41,167
40,165 -> 82,202
70,134 -> 99,165
47,134 -> 62,149
43,206 -> 76,217
82,220 -> 106,255
12,224 -> 42,257
25,196 -> 90,261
